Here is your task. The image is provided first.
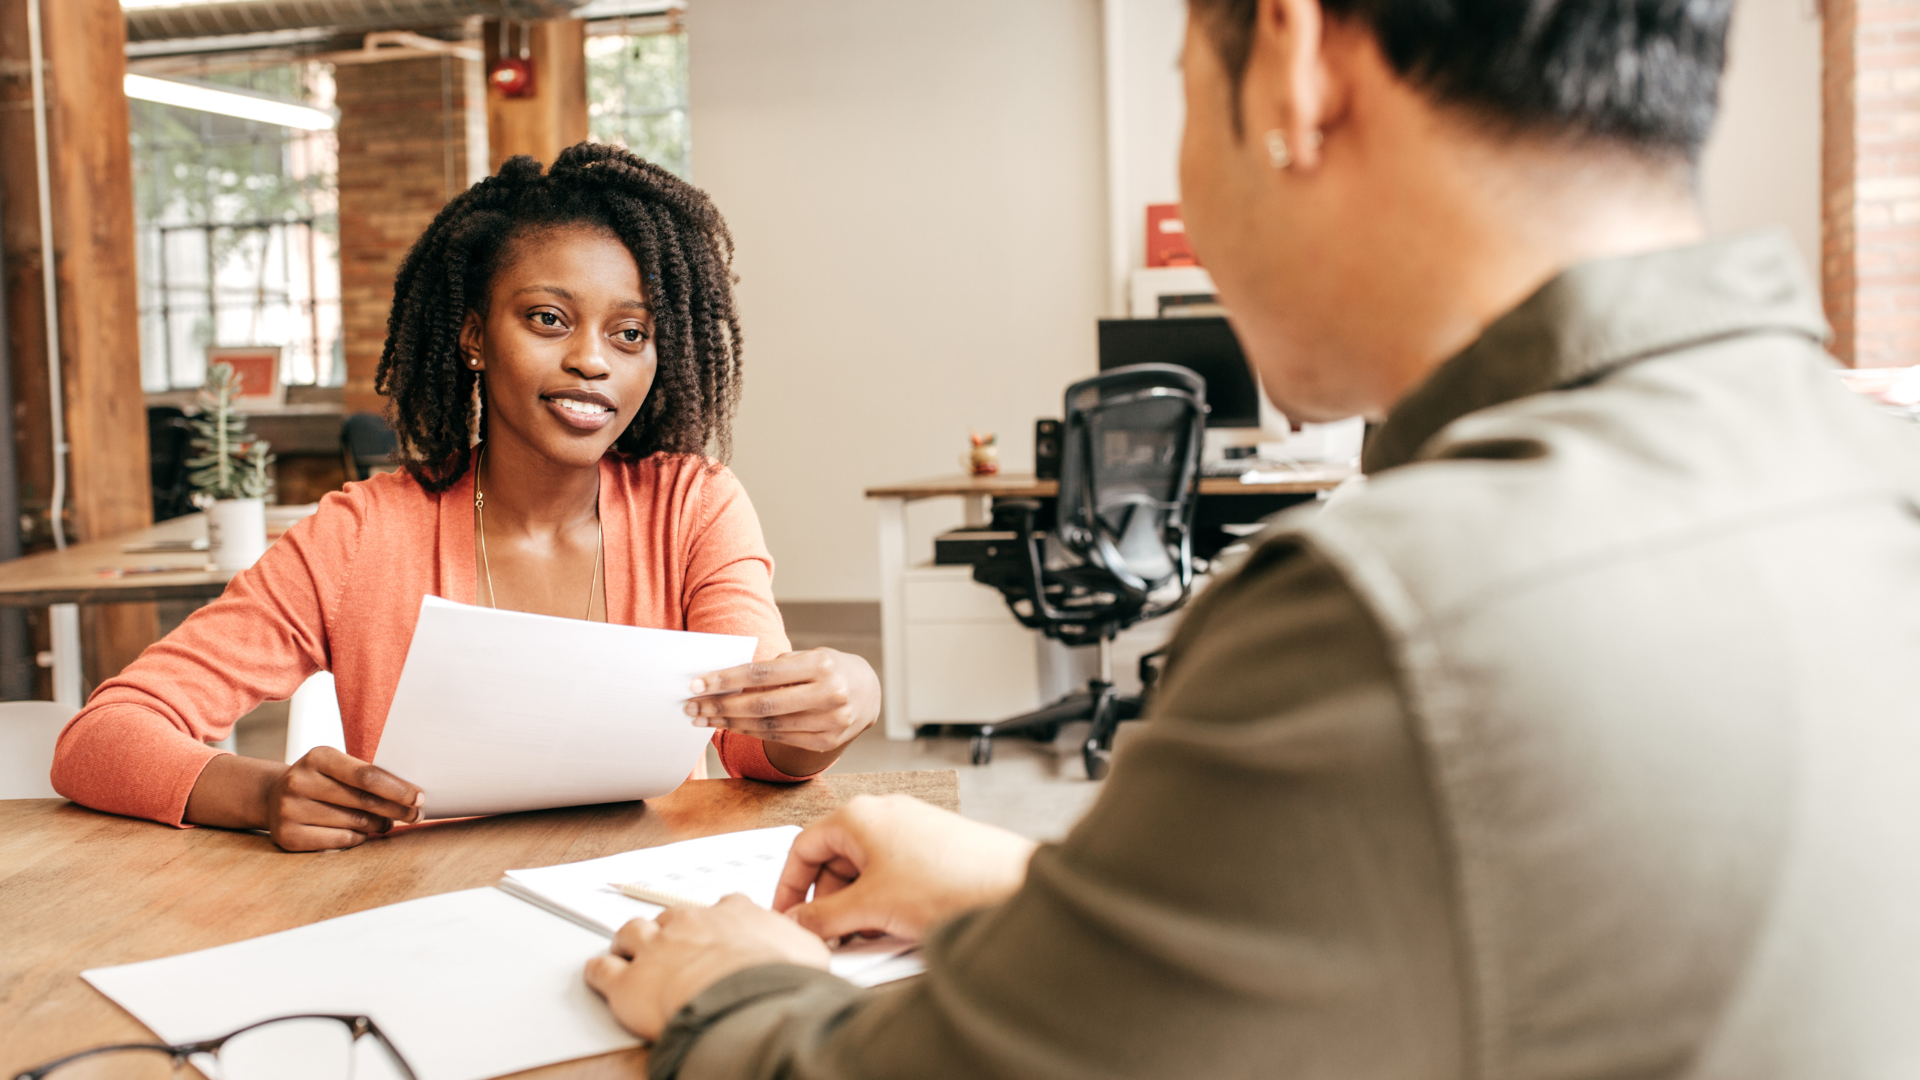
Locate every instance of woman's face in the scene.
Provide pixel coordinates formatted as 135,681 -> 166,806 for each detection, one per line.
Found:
462,224 -> 658,471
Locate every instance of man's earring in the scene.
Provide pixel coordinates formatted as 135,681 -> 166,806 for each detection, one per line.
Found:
1266,128 -> 1323,171
1266,129 -> 1292,170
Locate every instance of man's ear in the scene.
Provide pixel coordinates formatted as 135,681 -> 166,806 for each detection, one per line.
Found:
459,310 -> 486,371
1241,0 -> 1329,172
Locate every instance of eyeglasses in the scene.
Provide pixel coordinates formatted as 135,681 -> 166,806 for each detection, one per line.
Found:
15,1014 -> 417,1080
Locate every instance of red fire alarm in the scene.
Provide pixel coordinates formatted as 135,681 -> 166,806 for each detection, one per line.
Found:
489,56 -> 536,99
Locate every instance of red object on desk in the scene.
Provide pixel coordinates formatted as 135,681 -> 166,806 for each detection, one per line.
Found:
1146,203 -> 1198,267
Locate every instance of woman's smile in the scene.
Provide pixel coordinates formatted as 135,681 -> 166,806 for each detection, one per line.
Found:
544,388 -> 619,431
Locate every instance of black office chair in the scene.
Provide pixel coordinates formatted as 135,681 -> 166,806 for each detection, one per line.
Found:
341,412 -> 399,482
148,406 -> 196,522
968,363 -> 1207,779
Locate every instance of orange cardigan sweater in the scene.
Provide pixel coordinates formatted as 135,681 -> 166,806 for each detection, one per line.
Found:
52,452 -> 802,827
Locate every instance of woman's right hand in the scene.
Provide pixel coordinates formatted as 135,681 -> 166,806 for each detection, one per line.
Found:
186,747 -> 423,852
264,747 -> 424,851
772,794 -> 1038,942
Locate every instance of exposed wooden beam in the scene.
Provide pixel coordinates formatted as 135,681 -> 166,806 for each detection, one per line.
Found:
483,17 -> 588,172
0,0 -> 157,694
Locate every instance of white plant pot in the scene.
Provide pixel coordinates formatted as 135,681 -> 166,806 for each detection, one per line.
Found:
206,497 -> 267,571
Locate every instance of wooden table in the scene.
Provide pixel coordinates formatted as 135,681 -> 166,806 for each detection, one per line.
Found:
862,471 -> 1352,738
0,505 -> 316,707
0,769 -> 959,1078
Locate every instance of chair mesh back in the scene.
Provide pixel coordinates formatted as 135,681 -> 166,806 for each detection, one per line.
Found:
1057,364 -> 1206,592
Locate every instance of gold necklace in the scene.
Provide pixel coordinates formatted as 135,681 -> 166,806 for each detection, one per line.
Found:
475,447 -> 603,621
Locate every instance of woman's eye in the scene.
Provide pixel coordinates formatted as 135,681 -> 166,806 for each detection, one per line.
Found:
619,327 -> 647,343
533,311 -> 562,328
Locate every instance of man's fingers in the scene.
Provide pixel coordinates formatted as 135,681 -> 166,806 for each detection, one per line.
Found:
774,824 -> 864,912
788,884 -> 888,942
612,917 -> 660,958
584,953 -> 629,995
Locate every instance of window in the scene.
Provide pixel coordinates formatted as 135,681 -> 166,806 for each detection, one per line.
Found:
586,18 -> 690,178
129,64 -> 341,392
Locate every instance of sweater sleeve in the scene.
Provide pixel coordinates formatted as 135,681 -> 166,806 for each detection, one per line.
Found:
678,464 -> 807,784
50,492 -> 367,826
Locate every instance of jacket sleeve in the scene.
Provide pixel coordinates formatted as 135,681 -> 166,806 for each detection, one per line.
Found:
49,494 -> 366,826
650,539 -> 1468,1080
677,464 -> 807,784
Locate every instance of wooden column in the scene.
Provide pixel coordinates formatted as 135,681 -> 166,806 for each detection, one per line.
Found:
0,0 -> 155,694
483,18 -> 589,172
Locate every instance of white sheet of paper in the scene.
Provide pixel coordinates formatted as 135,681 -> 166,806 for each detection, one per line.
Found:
82,889 -> 637,1080
375,595 -> 756,818
499,826 -> 924,987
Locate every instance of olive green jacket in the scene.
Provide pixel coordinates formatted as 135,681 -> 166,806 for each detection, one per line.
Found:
653,232 -> 1920,1080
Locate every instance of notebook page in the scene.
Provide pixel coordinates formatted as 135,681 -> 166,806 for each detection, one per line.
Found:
500,826 -> 923,986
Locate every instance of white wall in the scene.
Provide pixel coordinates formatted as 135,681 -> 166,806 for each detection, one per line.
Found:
689,0 -> 1108,602
1699,0 -> 1823,269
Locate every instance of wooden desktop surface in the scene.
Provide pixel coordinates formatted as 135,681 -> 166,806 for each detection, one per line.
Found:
863,469 -> 1353,502
0,770 -> 959,1078
0,506 -> 317,608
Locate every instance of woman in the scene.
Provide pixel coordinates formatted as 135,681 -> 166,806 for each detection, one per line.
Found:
51,143 -> 879,851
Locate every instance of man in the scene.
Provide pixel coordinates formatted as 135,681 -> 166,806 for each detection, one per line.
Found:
584,0 -> 1920,1075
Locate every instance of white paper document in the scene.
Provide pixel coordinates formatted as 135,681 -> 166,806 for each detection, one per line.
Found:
83,830 -> 926,1080
83,888 -> 638,1080
499,826 -> 924,987
376,595 -> 756,818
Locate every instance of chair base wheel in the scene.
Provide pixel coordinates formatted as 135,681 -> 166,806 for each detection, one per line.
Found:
969,733 -> 993,766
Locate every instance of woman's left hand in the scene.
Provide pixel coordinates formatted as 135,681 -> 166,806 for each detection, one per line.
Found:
686,648 -> 880,754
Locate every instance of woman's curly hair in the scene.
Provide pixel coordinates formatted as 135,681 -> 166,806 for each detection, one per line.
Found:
375,141 -> 744,492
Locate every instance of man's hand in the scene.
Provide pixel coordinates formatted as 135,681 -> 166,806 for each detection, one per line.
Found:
584,895 -> 832,1041
686,648 -> 880,756
773,794 -> 1038,942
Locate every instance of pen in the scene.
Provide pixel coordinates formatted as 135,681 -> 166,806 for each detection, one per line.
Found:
608,881 -> 710,908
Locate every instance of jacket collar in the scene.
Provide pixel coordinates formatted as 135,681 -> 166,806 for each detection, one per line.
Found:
1362,230 -> 1830,474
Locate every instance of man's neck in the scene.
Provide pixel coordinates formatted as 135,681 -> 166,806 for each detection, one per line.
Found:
1358,139 -> 1708,415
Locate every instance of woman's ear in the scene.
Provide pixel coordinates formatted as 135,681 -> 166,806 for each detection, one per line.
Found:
1243,0 -> 1330,173
459,310 -> 486,371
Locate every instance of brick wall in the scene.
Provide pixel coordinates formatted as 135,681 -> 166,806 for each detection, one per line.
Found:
1825,0 -> 1920,367
336,55 -> 485,415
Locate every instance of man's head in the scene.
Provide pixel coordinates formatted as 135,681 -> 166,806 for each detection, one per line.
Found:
1179,0 -> 1731,420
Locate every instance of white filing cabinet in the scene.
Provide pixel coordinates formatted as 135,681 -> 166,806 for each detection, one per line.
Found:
902,565 -> 1044,725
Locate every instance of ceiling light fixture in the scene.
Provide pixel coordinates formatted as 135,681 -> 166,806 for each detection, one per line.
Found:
123,73 -> 335,131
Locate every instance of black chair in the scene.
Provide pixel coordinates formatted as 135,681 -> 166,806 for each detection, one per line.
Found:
148,406 -> 196,522
968,363 -> 1207,779
341,412 -> 399,482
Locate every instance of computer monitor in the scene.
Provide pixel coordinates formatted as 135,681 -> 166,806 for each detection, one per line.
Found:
1096,317 -> 1260,428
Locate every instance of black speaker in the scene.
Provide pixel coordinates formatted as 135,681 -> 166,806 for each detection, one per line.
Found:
1034,418 -> 1062,479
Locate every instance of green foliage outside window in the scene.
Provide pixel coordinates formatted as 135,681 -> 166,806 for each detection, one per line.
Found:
586,30 -> 690,178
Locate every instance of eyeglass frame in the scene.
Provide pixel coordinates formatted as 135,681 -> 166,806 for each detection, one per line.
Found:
13,1013 -> 419,1080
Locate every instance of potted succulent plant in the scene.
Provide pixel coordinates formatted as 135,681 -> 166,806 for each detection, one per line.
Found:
188,361 -> 276,571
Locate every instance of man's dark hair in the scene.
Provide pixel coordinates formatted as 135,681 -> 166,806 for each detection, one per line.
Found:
376,141 -> 744,493
1190,0 -> 1732,160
